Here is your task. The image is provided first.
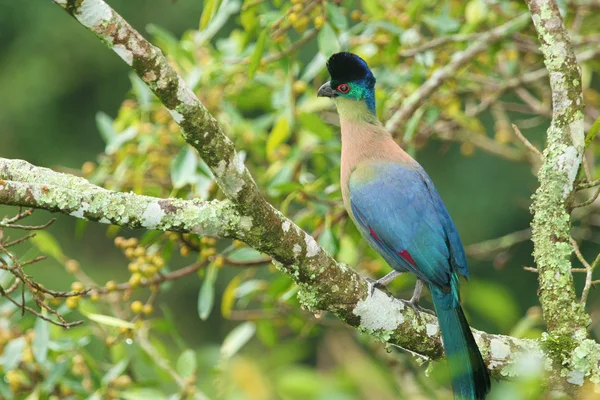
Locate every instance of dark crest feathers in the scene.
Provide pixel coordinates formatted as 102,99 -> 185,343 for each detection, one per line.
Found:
326,52 -> 375,87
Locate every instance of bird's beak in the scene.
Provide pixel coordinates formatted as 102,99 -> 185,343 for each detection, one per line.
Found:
317,81 -> 336,98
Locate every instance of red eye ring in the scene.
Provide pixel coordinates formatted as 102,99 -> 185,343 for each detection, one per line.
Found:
337,83 -> 350,94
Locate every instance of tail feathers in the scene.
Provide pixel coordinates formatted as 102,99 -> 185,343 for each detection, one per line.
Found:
433,290 -> 491,400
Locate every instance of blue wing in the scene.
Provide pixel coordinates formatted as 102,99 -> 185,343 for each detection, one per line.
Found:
349,161 -> 468,291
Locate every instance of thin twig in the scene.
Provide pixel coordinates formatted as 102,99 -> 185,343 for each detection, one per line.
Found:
572,186 -> 600,208
511,124 -> 542,158
577,177 -> 600,190
0,286 -> 83,328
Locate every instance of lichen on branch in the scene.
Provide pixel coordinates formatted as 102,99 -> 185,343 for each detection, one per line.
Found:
525,0 -> 590,337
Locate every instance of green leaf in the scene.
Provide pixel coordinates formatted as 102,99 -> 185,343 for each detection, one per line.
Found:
0,268 -> 16,290
146,24 -> 180,53
176,349 -> 197,377
221,322 -> 256,360
337,235 -> 359,265
101,359 -> 129,385
585,116 -> 600,149
298,112 -> 333,141
200,0 -> 221,30
0,337 -> 25,370
120,388 -> 167,400
325,3 -> 347,31
266,116 -> 291,162
96,112 -> 116,145
226,247 -> 267,263
256,320 -> 278,347
129,73 -> 153,109
25,388 -> 39,400
318,226 -> 338,255
32,319 -> 49,364
31,231 -> 64,262
96,112 -> 138,154
83,312 -> 135,329
221,274 -> 242,318
41,360 -> 69,393
317,23 -> 340,56
170,146 -> 199,189
198,263 -> 219,320
248,29 -> 268,79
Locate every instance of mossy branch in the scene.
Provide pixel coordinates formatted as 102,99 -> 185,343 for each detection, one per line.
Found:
524,0 -> 598,392
0,158 -> 240,236
525,0 -> 590,335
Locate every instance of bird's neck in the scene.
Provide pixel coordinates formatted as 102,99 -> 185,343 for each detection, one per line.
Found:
335,98 -> 378,124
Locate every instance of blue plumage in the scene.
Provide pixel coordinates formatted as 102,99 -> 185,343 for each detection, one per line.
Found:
319,51 -> 491,399
350,161 -> 490,399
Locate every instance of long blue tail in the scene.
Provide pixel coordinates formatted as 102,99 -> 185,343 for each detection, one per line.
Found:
430,283 -> 490,400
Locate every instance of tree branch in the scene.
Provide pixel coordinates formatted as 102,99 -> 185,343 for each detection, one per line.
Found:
385,13 -> 530,135
0,159 -> 242,237
524,0 -> 600,391
526,0 -> 590,335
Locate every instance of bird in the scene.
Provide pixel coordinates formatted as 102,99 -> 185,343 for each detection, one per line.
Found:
317,52 -> 491,400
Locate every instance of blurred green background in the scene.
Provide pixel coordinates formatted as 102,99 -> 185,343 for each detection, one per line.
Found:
1,0 -> 599,399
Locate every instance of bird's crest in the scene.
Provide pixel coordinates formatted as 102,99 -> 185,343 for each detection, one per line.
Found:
326,52 -> 375,87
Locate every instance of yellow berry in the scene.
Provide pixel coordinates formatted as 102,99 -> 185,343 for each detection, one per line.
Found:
126,238 -> 139,248
460,142 -> 475,156
72,363 -> 84,376
213,256 -> 225,268
292,80 -> 307,94
113,375 -> 132,389
128,262 -> 140,273
90,293 -> 100,302
130,301 -> 144,313
351,10 -> 361,21
105,336 -> 116,346
133,247 -> 145,257
71,281 -> 84,292
288,12 -> 299,24
152,256 -> 165,269
180,246 -> 191,257
142,304 -> 154,315
66,297 -> 79,309
22,346 -> 34,363
143,265 -> 157,277
292,4 -> 302,12
81,161 -> 96,176
105,280 -> 118,292
65,259 -> 80,273
129,273 -> 142,288
314,16 -> 325,29
114,236 -> 125,248
124,248 -> 135,259
200,248 -> 216,258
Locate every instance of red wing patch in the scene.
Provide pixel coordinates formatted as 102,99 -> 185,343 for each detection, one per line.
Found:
398,250 -> 416,265
369,227 -> 381,242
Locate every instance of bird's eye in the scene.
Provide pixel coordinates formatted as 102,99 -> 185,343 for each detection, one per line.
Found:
337,84 -> 350,94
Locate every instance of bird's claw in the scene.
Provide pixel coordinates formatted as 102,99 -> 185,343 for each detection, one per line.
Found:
402,298 -> 423,319
364,277 -> 379,297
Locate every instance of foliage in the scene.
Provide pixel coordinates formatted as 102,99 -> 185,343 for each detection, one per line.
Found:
1,0 -> 600,399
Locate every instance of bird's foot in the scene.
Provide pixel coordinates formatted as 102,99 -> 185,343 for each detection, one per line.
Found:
401,297 -> 424,319
364,271 -> 404,297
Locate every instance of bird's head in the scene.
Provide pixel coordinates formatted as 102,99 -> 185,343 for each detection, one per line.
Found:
317,52 -> 376,117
